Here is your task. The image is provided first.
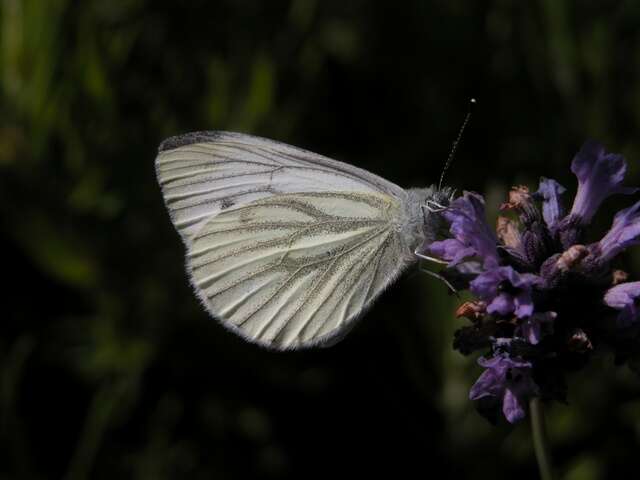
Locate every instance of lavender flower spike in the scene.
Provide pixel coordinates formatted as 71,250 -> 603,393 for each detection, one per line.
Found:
569,141 -> 636,225
595,200 -> 640,263
441,140 -> 640,426
428,191 -> 499,268
604,281 -> 640,327
469,355 -> 538,423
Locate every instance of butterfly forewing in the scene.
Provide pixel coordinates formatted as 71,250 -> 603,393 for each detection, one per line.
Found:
156,131 -> 415,349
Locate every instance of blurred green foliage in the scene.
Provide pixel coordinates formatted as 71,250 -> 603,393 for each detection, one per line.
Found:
2,1 -> 640,479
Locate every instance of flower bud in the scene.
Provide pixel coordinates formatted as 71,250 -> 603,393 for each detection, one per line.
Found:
567,328 -> 593,353
556,244 -> 588,272
456,301 -> 487,322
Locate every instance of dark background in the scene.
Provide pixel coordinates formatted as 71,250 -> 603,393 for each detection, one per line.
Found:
2,1 -> 640,479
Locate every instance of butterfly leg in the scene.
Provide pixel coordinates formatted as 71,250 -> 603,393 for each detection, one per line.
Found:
418,263 -> 459,297
414,250 -> 449,264
424,200 -> 448,213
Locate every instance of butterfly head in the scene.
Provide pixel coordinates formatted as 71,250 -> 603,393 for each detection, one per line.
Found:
424,186 -> 455,213
422,185 -> 456,241
403,185 -> 456,260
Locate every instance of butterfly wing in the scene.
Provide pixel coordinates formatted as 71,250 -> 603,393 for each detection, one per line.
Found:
156,131 -> 417,349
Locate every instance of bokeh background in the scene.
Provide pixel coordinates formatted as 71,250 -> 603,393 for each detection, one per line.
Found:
3,1 -> 640,479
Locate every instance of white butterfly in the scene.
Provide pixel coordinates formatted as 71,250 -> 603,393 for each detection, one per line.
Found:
155,131 -> 454,350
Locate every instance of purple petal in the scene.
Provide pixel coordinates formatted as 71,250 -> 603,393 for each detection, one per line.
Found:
604,281 -> 640,327
569,141 -> 637,225
536,177 -> 567,229
503,267 -> 542,290
604,281 -> 640,308
502,387 -> 527,424
487,293 -> 515,316
513,291 -> 535,318
428,239 -> 476,266
596,200 -> 640,262
483,353 -> 532,371
469,268 -> 503,298
469,368 -> 503,400
477,355 -> 506,369
429,191 -> 499,268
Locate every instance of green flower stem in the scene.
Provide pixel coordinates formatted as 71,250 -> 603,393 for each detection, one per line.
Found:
530,397 -> 555,480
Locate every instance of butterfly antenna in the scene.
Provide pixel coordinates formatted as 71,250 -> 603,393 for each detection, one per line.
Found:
438,98 -> 476,191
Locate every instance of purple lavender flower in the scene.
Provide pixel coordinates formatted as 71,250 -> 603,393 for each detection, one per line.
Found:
469,355 -> 538,424
470,266 -> 542,318
430,140 -> 640,424
592,200 -> 640,263
428,192 -> 499,268
604,281 -> 640,327
568,140 -> 636,225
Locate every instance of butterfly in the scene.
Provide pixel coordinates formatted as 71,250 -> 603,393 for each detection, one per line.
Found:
155,130 -> 456,350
